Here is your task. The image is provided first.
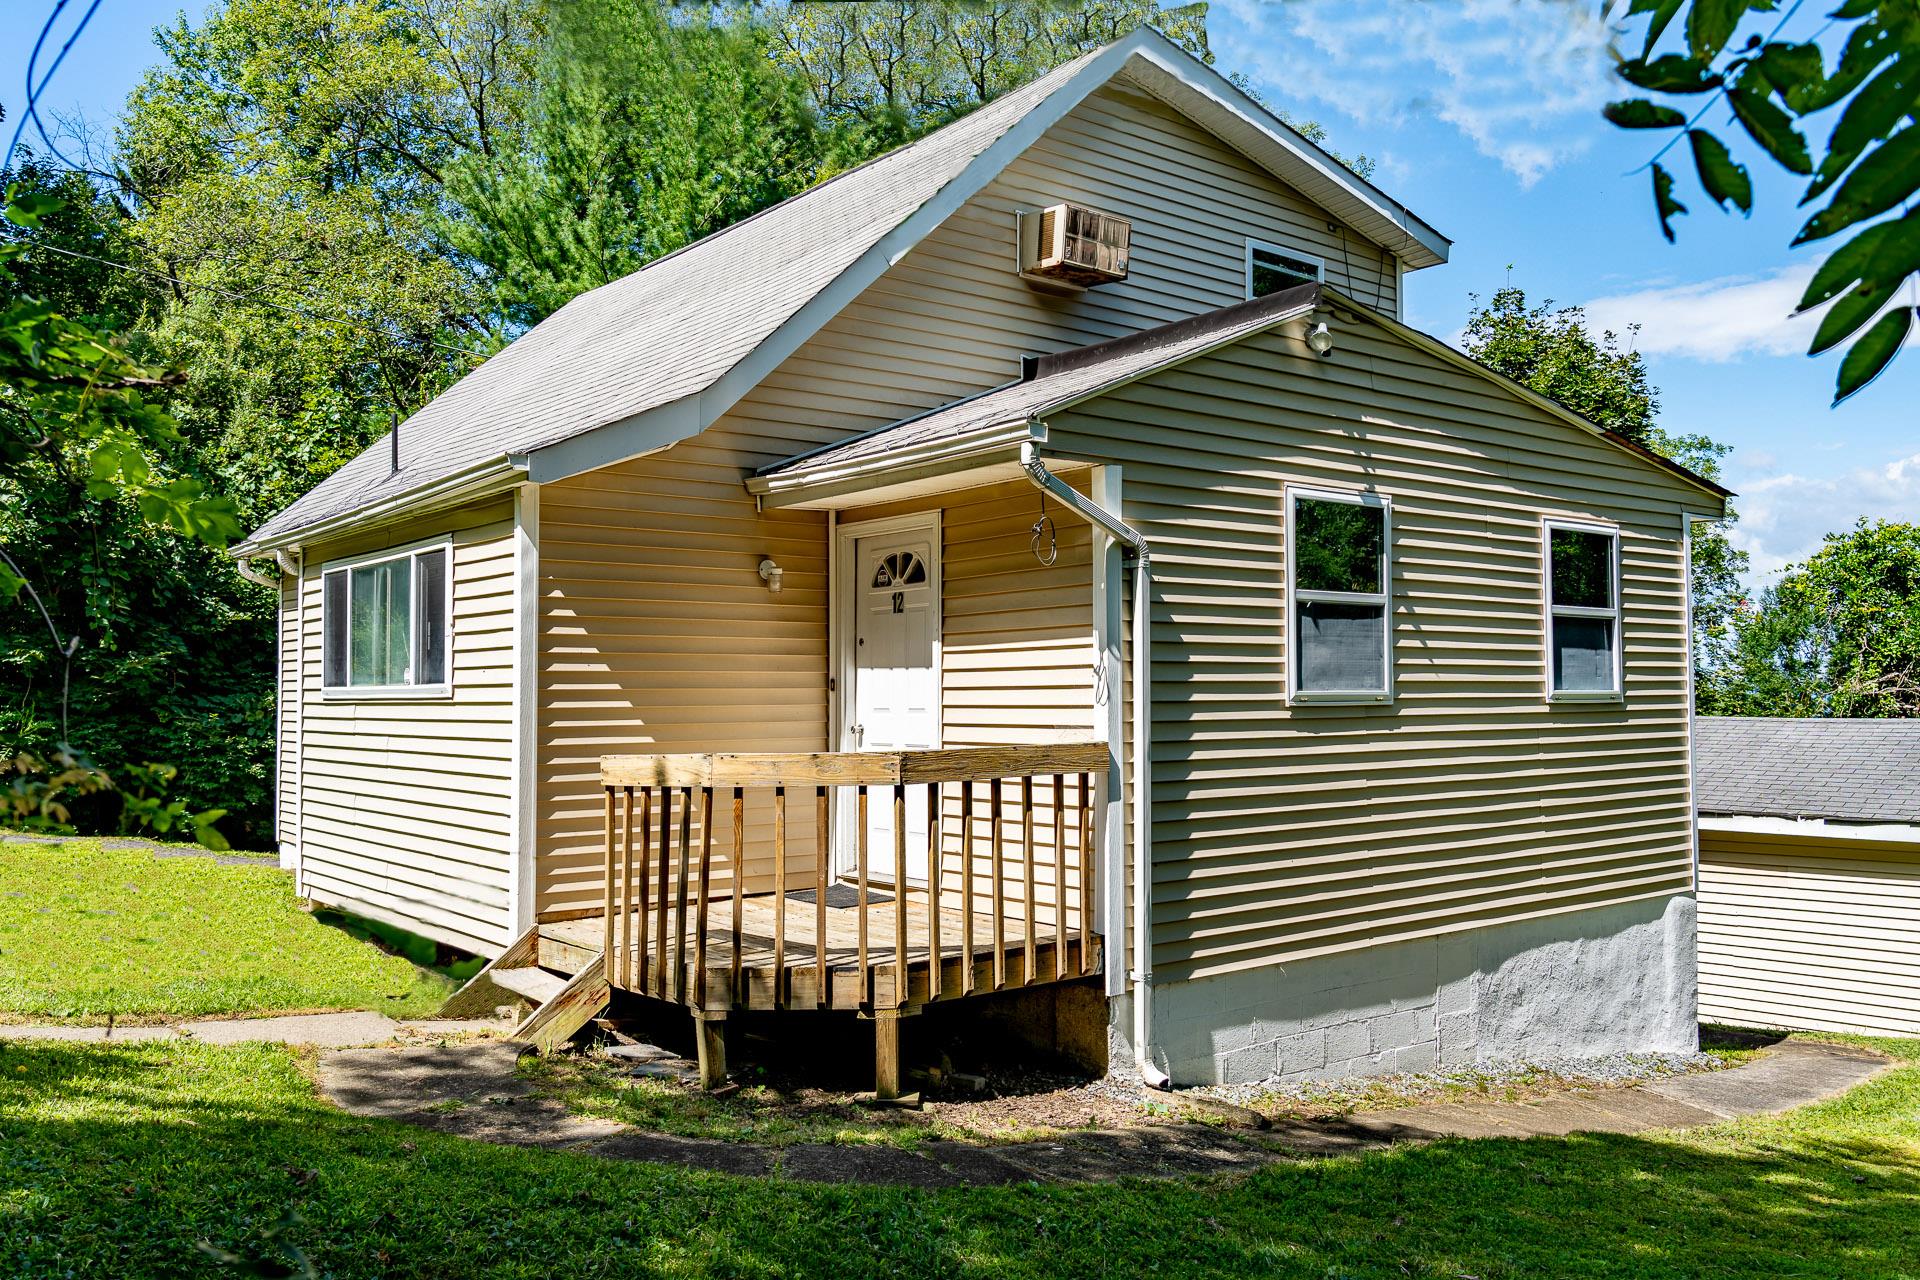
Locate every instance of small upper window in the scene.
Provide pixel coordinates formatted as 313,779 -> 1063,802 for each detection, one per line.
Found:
871,551 -> 926,588
1545,522 -> 1620,698
1288,490 -> 1390,701
1247,240 -> 1324,299
322,542 -> 451,694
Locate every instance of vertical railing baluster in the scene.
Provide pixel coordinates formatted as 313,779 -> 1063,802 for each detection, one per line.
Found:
656,784 -> 672,1000
960,779 -> 974,995
893,782 -> 907,1008
1052,773 -> 1066,982
857,785 -> 869,1003
695,786 -> 713,1009
773,783 -> 787,1006
816,785 -> 829,1008
730,785 -> 743,1005
1078,771 -> 1093,975
602,787 -> 615,972
927,781 -> 941,1001
674,787 -> 691,1003
621,787 -> 636,990
1022,775 -> 1036,985
991,777 -> 1006,989
638,787 -> 652,993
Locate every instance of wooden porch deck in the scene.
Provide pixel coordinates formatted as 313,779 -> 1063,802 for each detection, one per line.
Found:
538,888 -> 1100,1013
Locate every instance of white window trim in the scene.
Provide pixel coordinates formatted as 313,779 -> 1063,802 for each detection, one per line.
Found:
320,533 -> 455,701
1542,517 -> 1623,703
1245,238 -> 1326,300
1285,484 -> 1393,706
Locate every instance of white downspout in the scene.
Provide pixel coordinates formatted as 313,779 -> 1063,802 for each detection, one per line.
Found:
1020,441 -> 1169,1089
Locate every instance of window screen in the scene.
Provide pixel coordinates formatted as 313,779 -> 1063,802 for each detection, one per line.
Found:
1291,494 -> 1389,697
1547,525 -> 1620,696
1249,244 -> 1323,298
320,543 -> 450,691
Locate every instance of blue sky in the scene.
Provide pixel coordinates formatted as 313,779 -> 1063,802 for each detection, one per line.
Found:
7,0 -> 1916,586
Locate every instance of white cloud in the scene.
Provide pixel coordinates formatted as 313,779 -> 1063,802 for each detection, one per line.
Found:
1214,0 -> 1614,185
1727,451 -> 1920,583
1579,265 -> 1819,362
1579,262 -> 1920,363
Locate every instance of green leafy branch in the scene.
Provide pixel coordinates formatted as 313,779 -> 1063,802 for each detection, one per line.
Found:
1605,0 -> 1919,403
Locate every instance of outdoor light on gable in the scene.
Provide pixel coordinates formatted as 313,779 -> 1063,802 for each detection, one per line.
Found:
1306,316 -> 1335,357
759,558 -> 784,594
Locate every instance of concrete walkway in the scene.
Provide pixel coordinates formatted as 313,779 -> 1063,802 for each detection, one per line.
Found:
0,1011 -> 499,1048
311,1038 -> 1892,1185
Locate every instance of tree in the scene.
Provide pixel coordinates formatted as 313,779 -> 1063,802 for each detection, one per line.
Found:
1606,0 -> 1920,404
443,2 -> 831,329
0,168 -> 242,844
1702,519 -> 1920,716
1461,286 -> 1749,684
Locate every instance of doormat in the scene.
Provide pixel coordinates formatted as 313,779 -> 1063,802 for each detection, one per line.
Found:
786,883 -> 892,909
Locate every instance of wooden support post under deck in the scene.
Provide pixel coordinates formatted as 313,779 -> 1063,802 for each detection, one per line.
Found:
693,1010 -> 728,1091
873,1007 -> 904,1101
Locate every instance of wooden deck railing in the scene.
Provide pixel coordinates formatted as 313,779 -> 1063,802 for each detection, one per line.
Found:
595,742 -> 1109,1016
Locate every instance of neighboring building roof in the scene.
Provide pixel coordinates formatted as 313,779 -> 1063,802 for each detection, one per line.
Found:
751,283 -> 1733,504
235,27 -> 1451,554
1695,717 -> 1920,824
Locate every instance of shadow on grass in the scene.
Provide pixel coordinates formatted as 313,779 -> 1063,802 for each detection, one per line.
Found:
4,1039 -> 1920,1278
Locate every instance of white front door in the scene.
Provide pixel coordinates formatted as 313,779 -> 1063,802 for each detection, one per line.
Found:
847,524 -> 939,883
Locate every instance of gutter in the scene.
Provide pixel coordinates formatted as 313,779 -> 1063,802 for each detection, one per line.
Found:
230,457 -> 523,559
1019,440 -> 1169,1089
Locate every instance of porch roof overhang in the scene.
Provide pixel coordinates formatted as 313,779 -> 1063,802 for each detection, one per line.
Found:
746,418 -> 1054,511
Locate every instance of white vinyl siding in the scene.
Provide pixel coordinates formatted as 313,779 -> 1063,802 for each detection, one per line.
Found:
296,502 -> 518,954
1699,826 -> 1920,1037
1044,319 -> 1710,984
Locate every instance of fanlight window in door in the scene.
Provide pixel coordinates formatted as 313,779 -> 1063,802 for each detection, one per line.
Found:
871,551 -> 927,589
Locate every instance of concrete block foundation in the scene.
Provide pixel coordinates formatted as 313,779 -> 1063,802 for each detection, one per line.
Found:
1108,893 -> 1698,1087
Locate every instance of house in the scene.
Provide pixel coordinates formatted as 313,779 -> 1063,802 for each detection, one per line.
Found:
231,28 -> 1732,1092
1694,717 -> 1920,1038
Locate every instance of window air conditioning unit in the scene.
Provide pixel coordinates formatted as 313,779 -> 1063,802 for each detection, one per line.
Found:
1019,202 -> 1131,289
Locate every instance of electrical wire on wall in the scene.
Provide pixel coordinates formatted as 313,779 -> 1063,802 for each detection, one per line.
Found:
1031,487 -> 1058,566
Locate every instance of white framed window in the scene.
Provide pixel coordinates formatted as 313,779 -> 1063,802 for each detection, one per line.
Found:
1543,519 -> 1622,701
1246,239 -> 1325,299
1286,486 -> 1392,704
320,537 -> 453,698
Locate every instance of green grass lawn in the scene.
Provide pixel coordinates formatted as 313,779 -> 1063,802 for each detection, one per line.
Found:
0,1032 -> 1915,1278
0,840 -> 451,1021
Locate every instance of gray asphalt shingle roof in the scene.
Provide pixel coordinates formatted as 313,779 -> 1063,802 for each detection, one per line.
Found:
758,282 -> 1324,478
1694,716 -> 1920,824
242,44 -> 1107,548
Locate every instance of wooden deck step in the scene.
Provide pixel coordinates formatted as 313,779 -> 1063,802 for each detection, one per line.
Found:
510,954 -> 610,1055
489,966 -> 567,1005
